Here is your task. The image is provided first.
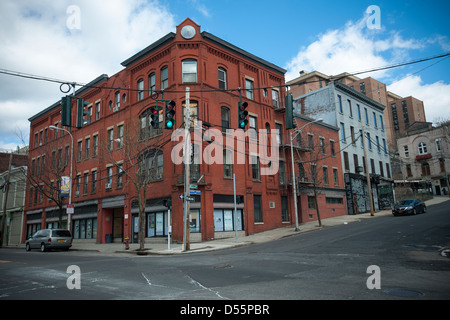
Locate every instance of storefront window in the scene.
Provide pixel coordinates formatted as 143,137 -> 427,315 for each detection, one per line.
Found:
214,209 -> 243,232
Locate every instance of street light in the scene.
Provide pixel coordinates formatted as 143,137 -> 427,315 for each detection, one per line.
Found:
290,118 -> 323,231
49,125 -> 73,231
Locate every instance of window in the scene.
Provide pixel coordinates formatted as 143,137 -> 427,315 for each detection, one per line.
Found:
418,142 -> 427,155
350,126 -> 355,144
326,197 -> 343,204
218,67 -> 227,90
279,161 -> 286,185
142,150 -> 163,181
148,73 -> 156,94
320,137 -> 325,154
93,135 -> 98,157
106,167 -> 113,187
117,164 -> 123,188
404,145 -> 409,157
182,59 -> 197,83
92,171 -> 97,193
380,115 -> 384,130
182,100 -> 198,129
115,91 -> 120,110
348,100 -> 353,117
214,209 -> 243,232
117,124 -> 124,148
85,137 -> 90,159
272,89 -> 279,108
338,95 -> 343,113
161,66 -> 168,89
221,107 -> 230,132
245,79 -> 254,100
376,136 -> 380,152
330,140 -> 335,156
343,152 -> 349,171
364,108 -> 369,125
96,101 -> 101,120
308,134 -> 314,150
360,82 -> 366,95
340,123 -> 346,142
373,112 -> 377,128
406,164 -> 412,177
379,161 -> 384,177
382,139 -> 387,154
276,123 -> 283,146
357,104 -> 361,121
370,158 -> 375,174
251,155 -> 260,180
323,167 -> 329,185
353,154 -> 359,173
137,79 -> 144,101
386,163 -> 391,178
367,132 -> 372,150
223,149 -> 233,178
436,138 -> 442,152
107,129 -> 114,151
77,141 -> 82,161
254,195 -> 263,223
308,196 -> 315,209
76,175 -> 81,195
83,173 -> 89,195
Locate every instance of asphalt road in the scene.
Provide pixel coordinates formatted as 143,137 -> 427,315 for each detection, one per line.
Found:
1,200 -> 449,304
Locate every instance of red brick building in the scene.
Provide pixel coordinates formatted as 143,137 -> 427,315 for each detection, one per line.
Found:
24,18 -> 346,244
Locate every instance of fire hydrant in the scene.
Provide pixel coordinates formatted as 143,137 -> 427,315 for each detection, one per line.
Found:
124,237 -> 130,250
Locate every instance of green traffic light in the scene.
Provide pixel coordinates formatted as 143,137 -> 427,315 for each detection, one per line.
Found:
166,120 -> 174,128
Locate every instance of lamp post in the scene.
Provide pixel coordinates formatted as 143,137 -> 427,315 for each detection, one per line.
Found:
290,118 -> 323,231
49,126 -> 73,231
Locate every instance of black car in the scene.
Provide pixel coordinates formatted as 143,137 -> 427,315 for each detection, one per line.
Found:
392,199 -> 427,216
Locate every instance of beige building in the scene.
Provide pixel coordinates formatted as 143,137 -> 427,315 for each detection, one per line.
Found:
396,123 -> 450,195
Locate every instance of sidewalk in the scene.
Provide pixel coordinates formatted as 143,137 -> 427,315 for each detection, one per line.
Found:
7,197 -> 449,255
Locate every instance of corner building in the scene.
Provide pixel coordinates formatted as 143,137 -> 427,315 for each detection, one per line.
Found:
25,18 -> 345,244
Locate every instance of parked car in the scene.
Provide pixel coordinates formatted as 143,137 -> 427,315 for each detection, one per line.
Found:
392,199 -> 427,216
26,229 -> 72,252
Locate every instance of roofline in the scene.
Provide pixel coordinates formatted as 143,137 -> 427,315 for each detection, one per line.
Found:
201,31 -> 286,75
121,33 -> 176,67
334,81 -> 385,111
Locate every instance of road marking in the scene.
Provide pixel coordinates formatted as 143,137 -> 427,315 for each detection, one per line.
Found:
0,260 -> 12,263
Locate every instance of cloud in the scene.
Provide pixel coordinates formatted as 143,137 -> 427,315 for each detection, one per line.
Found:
284,17 -> 424,81
0,0 -> 176,149
387,75 -> 450,124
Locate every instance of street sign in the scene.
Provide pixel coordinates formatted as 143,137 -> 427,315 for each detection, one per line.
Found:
67,204 -> 74,214
185,196 -> 195,202
189,184 -> 198,189
190,190 -> 201,195
179,194 -> 184,200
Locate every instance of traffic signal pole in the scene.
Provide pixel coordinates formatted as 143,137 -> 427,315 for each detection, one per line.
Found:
183,87 -> 191,251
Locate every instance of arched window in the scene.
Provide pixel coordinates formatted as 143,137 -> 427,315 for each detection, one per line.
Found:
418,142 -> 427,155
137,79 -> 144,101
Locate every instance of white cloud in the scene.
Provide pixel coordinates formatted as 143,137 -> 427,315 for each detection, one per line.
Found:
0,0 -> 176,149
284,18 -> 424,81
387,75 -> 450,124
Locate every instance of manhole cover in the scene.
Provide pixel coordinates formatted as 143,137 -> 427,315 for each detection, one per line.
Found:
383,288 -> 424,297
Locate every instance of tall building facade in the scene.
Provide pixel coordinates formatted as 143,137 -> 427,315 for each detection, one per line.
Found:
292,81 -> 394,213
24,19 -> 347,244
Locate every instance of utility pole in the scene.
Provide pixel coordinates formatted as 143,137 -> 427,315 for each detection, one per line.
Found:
361,124 -> 375,216
0,152 -> 13,247
183,87 -> 191,251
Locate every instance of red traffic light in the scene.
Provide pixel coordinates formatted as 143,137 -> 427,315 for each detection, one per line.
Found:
240,101 -> 248,110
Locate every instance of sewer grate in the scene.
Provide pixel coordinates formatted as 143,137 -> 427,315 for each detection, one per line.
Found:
382,288 -> 424,298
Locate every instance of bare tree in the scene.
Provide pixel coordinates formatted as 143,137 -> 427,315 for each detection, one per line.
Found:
100,115 -> 170,252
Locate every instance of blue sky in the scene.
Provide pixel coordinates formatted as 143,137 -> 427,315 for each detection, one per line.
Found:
0,0 -> 449,151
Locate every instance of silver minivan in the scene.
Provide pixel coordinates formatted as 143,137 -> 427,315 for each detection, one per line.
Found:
26,229 -> 72,252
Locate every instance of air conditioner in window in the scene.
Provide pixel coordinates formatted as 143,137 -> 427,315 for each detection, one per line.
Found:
105,183 -> 112,189
113,106 -> 120,112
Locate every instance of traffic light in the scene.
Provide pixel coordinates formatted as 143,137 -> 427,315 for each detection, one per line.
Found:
61,96 -> 72,127
150,107 -> 159,129
285,93 -> 296,129
165,100 -> 176,129
76,98 -> 89,128
238,101 -> 248,129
